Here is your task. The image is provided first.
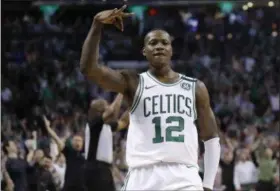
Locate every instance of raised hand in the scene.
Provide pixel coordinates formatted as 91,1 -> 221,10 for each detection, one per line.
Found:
43,115 -> 50,128
94,5 -> 134,31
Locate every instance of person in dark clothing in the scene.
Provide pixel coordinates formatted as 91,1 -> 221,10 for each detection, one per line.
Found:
220,138 -> 236,191
27,149 -> 45,190
84,93 -> 127,191
220,149 -> 236,191
3,140 -> 29,191
61,136 -> 85,191
36,155 -> 57,191
43,116 -> 86,191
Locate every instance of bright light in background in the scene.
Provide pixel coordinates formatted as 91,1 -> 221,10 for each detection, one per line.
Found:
149,8 -> 158,16
247,2 -> 253,8
207,34 -> 214,40
219,2 -> 234,13
128,5 -> 147,20
268,1 -> 275,7
242,5 -> 248,11
227,33 -> 233,39
40,5 -> 59,22
272,31 -> 278,37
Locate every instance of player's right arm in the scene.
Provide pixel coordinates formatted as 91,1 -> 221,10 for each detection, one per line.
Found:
80,6 -> 134,94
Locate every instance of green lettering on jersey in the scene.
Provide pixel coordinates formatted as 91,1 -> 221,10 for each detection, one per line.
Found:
152,116 -> 184,143
143,94 -> 192,117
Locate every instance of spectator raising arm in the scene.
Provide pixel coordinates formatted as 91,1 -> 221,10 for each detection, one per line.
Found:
43,116 -> 65,152
103,93 -> 124,123
117,110 -> 130,131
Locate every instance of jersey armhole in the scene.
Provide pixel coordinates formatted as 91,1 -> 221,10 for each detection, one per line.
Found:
130,75 -> 144,114
182,75 -> 197,121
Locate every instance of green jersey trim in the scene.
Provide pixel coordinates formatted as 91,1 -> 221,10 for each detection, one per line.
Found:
146,71 -> 182,86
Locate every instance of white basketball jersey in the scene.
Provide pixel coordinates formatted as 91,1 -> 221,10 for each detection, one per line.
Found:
126,71 -> 199,169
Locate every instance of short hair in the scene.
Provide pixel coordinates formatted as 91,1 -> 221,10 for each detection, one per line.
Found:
2,139 -> 12,154
144,29 -> 171,44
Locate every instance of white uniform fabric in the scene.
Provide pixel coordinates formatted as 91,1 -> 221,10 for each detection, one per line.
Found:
123,71 -> 202,190
85,123 -> 113,163
122,163 -> 203,191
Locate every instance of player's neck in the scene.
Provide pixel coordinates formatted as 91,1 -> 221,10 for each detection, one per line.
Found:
149,64 -> 174,78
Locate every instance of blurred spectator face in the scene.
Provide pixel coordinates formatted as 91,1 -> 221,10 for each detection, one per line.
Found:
40,157 -> 52,169
25,139 -> 36,151
265,148 -> 273,159
89,99 -> 109,118
26,51 -> 37,63
223,150 -> 233,163
5,141 -> 18,154
56,154 -> 66,167
240,149 -> 249,161
34,149 -> 44,162
44,157 -> 53,169
72,135 -> 83,151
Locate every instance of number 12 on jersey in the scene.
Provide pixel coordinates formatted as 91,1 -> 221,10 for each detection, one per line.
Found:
152,116 -> 185,143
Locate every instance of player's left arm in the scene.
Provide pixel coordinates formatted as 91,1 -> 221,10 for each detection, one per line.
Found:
195,80 -> 221,191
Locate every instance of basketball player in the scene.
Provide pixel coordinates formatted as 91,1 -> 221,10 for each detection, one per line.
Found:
80,5 -> 221,191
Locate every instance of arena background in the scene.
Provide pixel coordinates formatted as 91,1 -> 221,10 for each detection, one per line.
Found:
1,0 -> 280,190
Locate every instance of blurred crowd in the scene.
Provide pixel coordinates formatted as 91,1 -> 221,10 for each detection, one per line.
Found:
1,3 -> 279,191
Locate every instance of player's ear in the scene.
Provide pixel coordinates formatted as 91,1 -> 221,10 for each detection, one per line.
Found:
142,48 -> 146,57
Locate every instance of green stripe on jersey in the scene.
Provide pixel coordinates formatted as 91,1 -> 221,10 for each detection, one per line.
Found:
181,76 -> 196,82
146,71 -> 182,86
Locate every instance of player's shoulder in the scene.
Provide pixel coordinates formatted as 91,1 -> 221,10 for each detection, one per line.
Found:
119,69 -> 139,80
180,74 -> 197,83
179,75 -> 208,95
194,79 -> 210,103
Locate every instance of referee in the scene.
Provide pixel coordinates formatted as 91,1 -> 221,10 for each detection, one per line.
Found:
84,93 -> 126,191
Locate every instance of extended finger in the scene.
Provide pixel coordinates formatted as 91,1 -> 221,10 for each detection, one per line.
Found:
121,12 -> 135,18
115,5 -> 127,14
114,16 -> 123,31
119,16 -> 124,31
109,8 -> 118,17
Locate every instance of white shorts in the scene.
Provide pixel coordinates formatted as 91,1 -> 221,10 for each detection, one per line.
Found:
121,163 -> 203,191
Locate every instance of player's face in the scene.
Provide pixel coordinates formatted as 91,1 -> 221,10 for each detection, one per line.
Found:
143,31 -> 173,68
